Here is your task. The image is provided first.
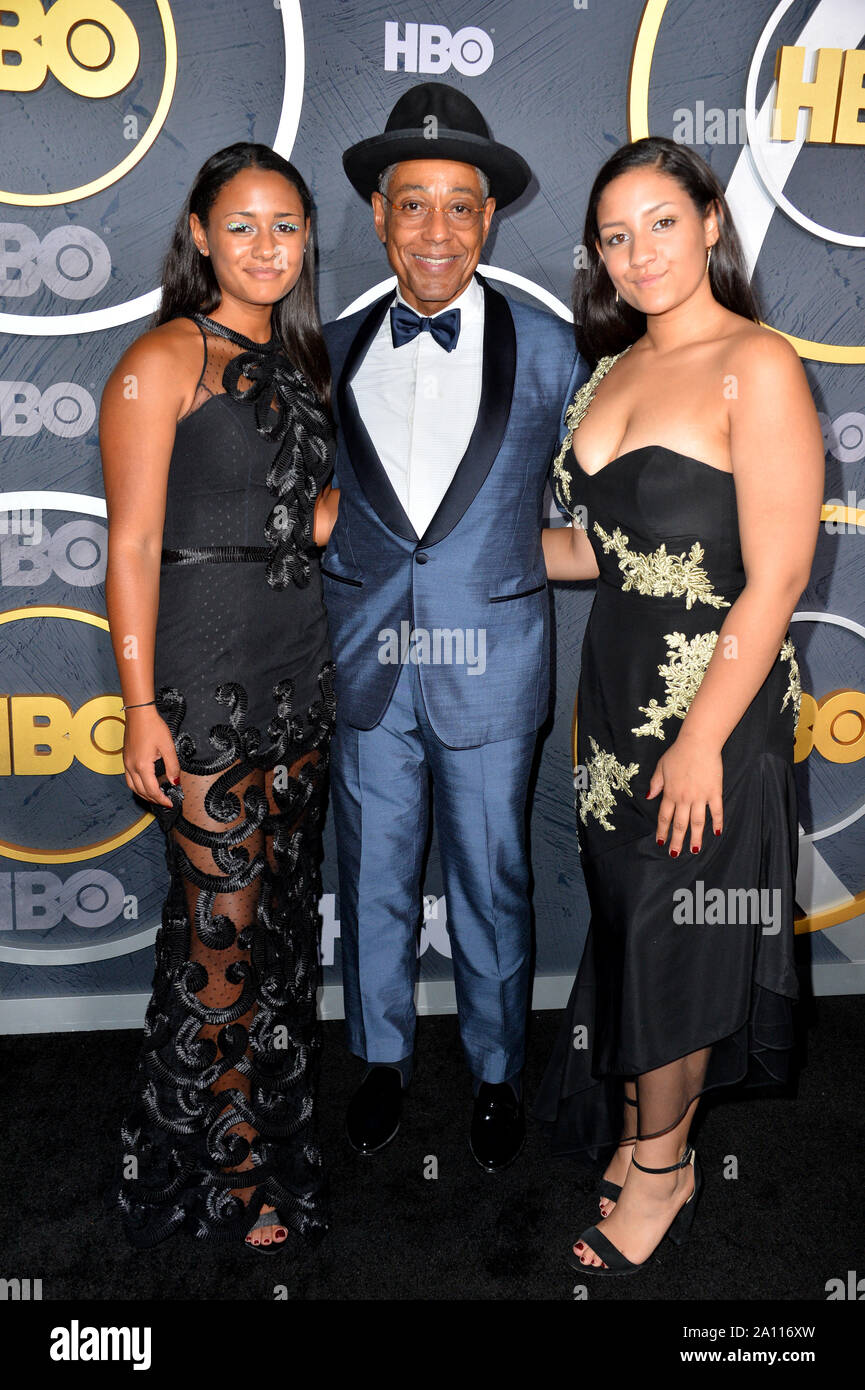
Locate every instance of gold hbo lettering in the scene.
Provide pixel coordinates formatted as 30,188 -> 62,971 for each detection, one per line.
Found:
0,0 -> 139,97
795,689 -> 865,765
773,46 -> 865,145
0,695 -> 125,775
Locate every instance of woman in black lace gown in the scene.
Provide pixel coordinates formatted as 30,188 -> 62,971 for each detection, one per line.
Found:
536,138 -> 823,1276
100,144 -> 339,1252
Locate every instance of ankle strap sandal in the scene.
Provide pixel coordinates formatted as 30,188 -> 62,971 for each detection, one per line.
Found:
572,1146 -> 702,1277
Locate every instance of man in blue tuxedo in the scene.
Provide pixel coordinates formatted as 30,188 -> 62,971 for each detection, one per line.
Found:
323,82 -> 586,1170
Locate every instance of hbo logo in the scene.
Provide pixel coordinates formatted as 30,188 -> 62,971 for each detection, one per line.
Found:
1,520 -> 107,588
0,870 -> 136,932
384,21 -> 494,76
0,380 -> 95,438
820,410 -> 865,465
0,1 -> 139,98
1,695 -> 124,777
0,224 -> 111,300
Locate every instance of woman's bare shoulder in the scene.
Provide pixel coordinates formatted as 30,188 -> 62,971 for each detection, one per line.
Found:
722,317 -> 801,377
118,315 -> 202,372
103,315 -> 205,415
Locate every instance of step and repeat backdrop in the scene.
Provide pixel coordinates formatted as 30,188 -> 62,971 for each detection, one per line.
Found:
1,0 -> 863,1032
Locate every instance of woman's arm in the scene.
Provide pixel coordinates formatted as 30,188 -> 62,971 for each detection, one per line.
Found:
100,329 -> 187,808
313,484 -> 339,546
542,519 -> 600,581
649,330 -> 824,854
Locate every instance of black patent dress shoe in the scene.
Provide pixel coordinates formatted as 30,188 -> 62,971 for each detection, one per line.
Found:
469,1081 -> 525,1172
346,1066 -> 404,1154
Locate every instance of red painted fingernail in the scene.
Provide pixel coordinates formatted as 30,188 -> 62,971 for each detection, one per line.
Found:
691,845 -> 700,854
657,839 -> 665,847
575,1242 -> 584,1250
173,778 -> 180,785
714,829 -> 721,836
670,849 -> 679,858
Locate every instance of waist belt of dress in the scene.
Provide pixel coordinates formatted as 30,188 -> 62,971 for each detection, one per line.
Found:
161,545 -> 270,564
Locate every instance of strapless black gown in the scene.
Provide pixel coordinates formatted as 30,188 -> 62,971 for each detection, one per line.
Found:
115,313 -> 336,1246
533,349 -> 800,1158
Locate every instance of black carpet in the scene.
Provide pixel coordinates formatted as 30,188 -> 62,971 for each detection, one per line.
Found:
1,995 -> 862,1303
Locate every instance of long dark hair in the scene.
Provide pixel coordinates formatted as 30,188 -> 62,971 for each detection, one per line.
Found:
155,143 -> 330,405
573,136 -> 761,366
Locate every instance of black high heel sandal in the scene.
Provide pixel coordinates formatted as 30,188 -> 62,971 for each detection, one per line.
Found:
570,1145 -> 702,1278
598,1094 -> 638,1212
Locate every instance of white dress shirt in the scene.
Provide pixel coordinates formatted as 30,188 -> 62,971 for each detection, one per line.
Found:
350,273 -> 485,537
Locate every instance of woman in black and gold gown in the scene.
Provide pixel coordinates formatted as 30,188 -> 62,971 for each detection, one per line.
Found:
535,137 -> 823,1276
100,144 -> 339,1252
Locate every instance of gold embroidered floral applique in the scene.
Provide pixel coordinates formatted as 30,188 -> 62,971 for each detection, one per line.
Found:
631,631 -> 719,740
552,350 -> 628,511
593,523 -> 730,610
779,635 -> 802,720
579,735 -> 640,831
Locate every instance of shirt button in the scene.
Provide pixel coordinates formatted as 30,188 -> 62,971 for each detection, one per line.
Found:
415,552 -> 428,564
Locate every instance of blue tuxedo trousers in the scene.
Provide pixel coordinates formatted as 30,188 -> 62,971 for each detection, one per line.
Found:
332,655 -> 537,1083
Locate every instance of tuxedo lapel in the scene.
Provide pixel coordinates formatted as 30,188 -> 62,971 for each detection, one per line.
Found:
336,276 -> 517,547
336,289 -> 418,541
419,278 -> 517,547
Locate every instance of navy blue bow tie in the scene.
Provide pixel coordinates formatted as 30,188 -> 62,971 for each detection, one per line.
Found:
390,302 -> 461,352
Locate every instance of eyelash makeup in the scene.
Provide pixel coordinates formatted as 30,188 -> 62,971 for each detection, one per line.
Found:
225,221 -> 301,233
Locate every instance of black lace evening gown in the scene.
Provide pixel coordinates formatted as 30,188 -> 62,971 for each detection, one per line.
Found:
533,349 -> 801,1159
115,313 -> 335,1246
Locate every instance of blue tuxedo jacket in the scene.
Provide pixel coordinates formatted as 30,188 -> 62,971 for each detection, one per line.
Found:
322,275 -> 587,749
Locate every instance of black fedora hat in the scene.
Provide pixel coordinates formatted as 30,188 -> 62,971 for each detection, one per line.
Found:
342,81 -> 531,208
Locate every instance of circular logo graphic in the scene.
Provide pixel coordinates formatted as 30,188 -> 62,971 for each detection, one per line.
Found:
790,611 -> 865,934
0,0 -> 177,208
0,605 -> 153,864
628,0 -> 865,364
745,0 -> 865,249
0,0 -> 304,335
